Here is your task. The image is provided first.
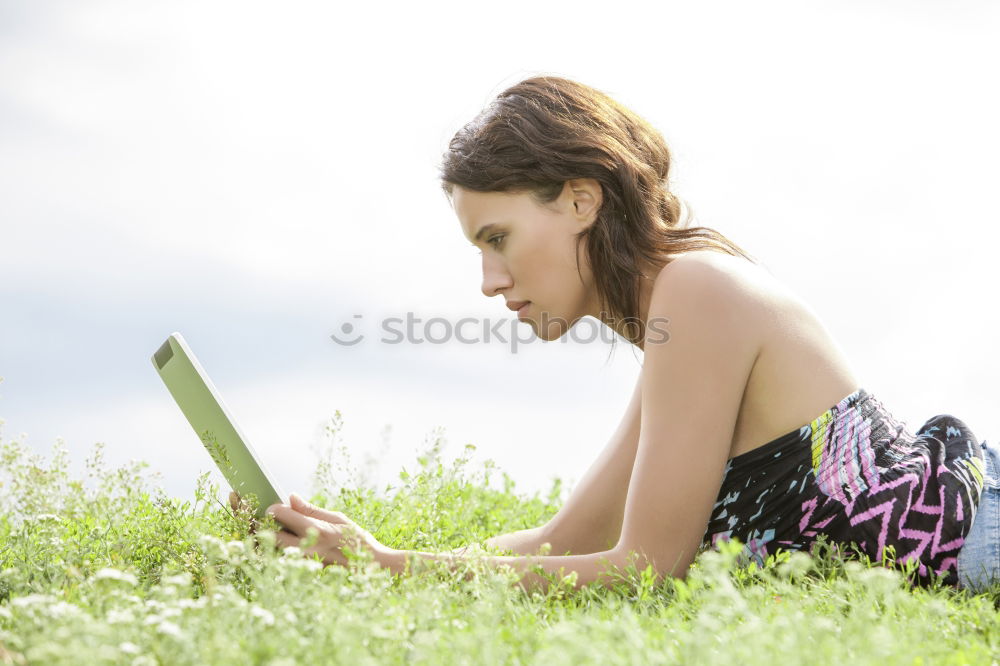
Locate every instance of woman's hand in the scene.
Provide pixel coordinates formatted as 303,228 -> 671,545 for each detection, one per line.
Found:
265,493 -> 387,568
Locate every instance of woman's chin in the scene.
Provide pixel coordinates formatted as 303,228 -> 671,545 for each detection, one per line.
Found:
534,318 -> 572,342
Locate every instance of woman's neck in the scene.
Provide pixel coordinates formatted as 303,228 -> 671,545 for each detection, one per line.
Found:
597,253 -> 684,351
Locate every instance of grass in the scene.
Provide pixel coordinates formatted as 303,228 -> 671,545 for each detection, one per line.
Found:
1,412 -> 999,665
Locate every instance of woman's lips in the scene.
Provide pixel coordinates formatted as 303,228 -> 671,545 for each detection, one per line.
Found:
516,302 -> 531,319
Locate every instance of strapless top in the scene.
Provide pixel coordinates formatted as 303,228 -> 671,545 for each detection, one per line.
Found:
701,387 -> 985,587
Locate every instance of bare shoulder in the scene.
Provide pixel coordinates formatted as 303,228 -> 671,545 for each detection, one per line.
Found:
653,249 -> 863,459
649,249 -> 776,340
656,249 -> 771,291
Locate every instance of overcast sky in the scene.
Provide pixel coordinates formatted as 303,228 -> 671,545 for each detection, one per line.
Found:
1,0 -> 998,506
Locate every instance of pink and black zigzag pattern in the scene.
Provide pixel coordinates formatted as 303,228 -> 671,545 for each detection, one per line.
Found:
703,388 -> 985,587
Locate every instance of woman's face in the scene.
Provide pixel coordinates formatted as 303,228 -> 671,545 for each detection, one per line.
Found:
451,180 -> 603,341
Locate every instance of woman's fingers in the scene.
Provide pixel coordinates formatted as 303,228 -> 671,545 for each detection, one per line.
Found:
289,493 -> 350,525
270,527 -> 335,563
267,503 -> 324,537
273,529 -> 301,549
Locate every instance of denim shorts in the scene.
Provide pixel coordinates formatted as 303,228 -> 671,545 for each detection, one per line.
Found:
957,439 -> 1000,592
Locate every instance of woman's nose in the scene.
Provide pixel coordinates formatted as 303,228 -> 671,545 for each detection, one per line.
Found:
481,253 -> 513,298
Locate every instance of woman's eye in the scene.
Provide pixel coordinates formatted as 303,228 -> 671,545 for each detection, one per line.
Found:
487,234 -> 505,249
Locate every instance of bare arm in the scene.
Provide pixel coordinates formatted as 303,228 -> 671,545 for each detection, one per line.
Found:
381,259 -> 761,592
448,525 -> 551,556
454,373 -> 642,557
381,546 -> 626,593
541,372 -> 642,555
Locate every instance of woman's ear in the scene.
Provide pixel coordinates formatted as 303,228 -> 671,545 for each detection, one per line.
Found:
567,178 -> 603,228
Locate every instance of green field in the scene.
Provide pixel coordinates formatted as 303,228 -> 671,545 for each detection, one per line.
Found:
1,414 -> 998,665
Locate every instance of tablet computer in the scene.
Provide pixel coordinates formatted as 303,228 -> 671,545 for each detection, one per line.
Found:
151,332 -> 284,518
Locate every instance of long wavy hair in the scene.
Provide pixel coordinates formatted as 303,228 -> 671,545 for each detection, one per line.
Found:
439,75 -> 759,347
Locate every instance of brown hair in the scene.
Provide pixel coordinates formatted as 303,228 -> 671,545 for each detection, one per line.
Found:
439,75 -> 758,347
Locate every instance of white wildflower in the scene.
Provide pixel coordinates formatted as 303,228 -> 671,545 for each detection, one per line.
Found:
250,606 -> 275,626
157,620 -> 183,638
197,534 -> 224,547
284,557 -> 322,572
197,534 -> 226,557
47,601 -> 80,618
0,607 -> 12,620
107,609 -> 136,624
94,568 -> 138,586
177,598 -> 205,610
235,596 -> 248,608
226,541 -> 246,556
161,573 -> 192,587
119,642 -> 141,655
11,593 -> 56,607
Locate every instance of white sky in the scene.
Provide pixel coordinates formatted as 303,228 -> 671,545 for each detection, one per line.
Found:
1,0 -> 998,504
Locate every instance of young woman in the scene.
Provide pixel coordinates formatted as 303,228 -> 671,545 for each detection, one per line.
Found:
253,76 -> 997,594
